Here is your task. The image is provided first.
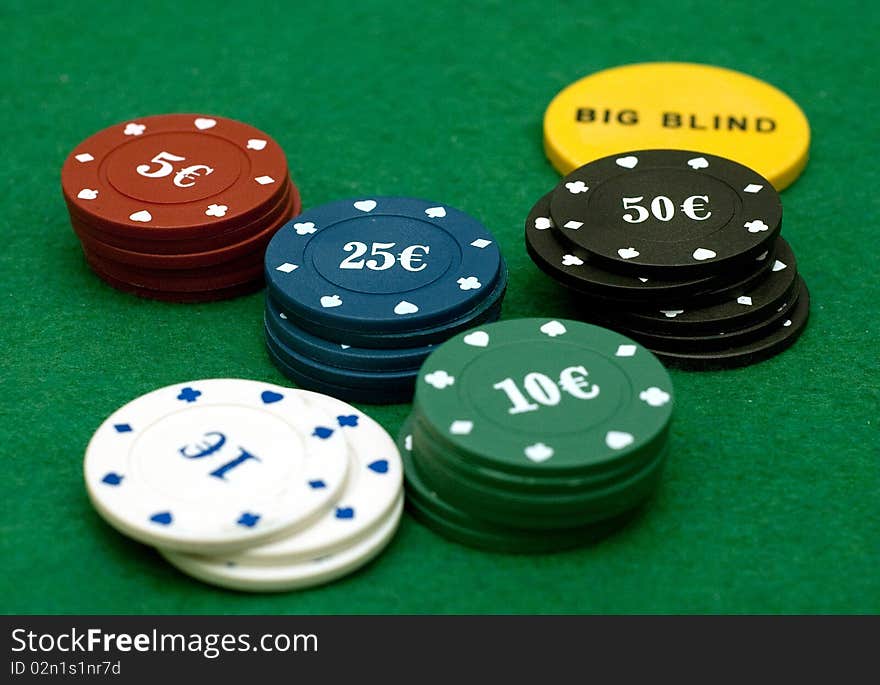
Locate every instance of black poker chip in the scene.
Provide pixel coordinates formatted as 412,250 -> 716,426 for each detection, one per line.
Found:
526,192 -> 775,305
550,150 -> 783,276
649,279 -> 810,370
612,238 -> 799,336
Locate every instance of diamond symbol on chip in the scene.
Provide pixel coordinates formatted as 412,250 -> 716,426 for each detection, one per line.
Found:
565,180 -> 589,194
123,122 -> 146,136
450,420 -> 473,435
276,263 -> 298,273
205,203 -> 228,218
470,238 -> 492,249
294,222 -> 316,235
425,370 -> 455,389
743,183 -> 763,194
744,219 -> 769,233
457,276 -> 481,291
737,296 -> 753,306
539,320 -> 566,337
255,175 -> 275,185
534,217 -> 552,230
616,344 -> 637,357
563,220 -> 583,230
639,387 -> 670,407
75,153 -> 95,163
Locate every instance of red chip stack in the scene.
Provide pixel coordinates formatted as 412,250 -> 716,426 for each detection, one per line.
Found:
61,114 -> 299,302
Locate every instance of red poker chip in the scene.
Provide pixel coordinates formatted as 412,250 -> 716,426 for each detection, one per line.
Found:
87,260 -> 264,303
68,176 -> 300,255
61,114 -> 290,240
83,248 -> 265,292
71,184 -> 297,270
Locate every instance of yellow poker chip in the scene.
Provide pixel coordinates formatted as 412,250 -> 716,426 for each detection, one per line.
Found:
543,62 -> 810,190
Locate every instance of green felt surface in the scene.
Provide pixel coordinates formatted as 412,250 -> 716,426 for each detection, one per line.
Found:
2,0 -> 878,615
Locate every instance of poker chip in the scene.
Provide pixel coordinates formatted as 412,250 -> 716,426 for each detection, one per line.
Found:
550,150 -> 782,276
83,382 -> 404,591
396,320 -> 672,555
83,380 -> 350,554
62,114 -> 299,301
543,63 -> 810,190
524,150 -> 809,370
263,198 -> 507,403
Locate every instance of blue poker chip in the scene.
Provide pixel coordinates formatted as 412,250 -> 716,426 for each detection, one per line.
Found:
264,197 -> 504,336
270,259 -> 508,349
265,330 -> 416,405
265,322 -> 418,398
265,296 -> 434,373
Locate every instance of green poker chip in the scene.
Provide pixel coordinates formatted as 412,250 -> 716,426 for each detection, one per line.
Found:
412,420 -> 668,529
415,318 -> 674,477
397,416 -> 640,553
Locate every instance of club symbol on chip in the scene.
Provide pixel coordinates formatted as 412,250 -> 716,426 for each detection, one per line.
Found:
561,254 -> 583,267
425,370 -> 455,389
425,206 -> 446,218
456,276 -> 482,291
246,138 -> 267,150
534,217 -> 552,230
293,222 -> 316,235
123,122 -> 146,136
565,180 -> 589,194
639,387 -> 671,407
687,156 -> 709,170
605,431 -> 634,450
660,310 -> 684,318
205,203 -> 228,218
744,219 -> 769,233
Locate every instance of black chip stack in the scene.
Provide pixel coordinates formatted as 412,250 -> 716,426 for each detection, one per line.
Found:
524,149 -> 810,370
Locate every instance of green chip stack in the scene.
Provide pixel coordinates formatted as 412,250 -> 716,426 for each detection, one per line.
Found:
398,318 -> 675,553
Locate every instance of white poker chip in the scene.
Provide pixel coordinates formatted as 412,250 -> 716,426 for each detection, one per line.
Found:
160,495 -> 403,592
228,390 -> 403,564
83,379 -> 349,554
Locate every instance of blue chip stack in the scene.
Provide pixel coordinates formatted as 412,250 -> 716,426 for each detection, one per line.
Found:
263,197 -> 508,403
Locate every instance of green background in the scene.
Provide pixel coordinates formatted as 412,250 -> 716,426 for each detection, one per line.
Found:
2,0 -> 878,614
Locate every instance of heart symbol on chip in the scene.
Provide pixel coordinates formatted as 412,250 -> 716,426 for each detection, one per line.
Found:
688,157 -> 709,170
394,301 -> 418,315
367,459 -> 389,474
605,431 -> 634,450
194,117 -> 217,130
692,248 -> 717,261
77,188 -> 98,200
524,442 -> 554,463
246,138 -> 267,150
561,254 -> 583,267
294,222 -> 316,235
463,331 -> 489,347
618,247 -> 640,260
616,155 -> 638,169
353,200 -> 377,212
129,210 -> 152,223
425,206 -> 446,218
540,320 -> 566,337
534,217 -> 552,230
260,390 -> 283,404
320,295 -> 342,308
150,512 -> 173,525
